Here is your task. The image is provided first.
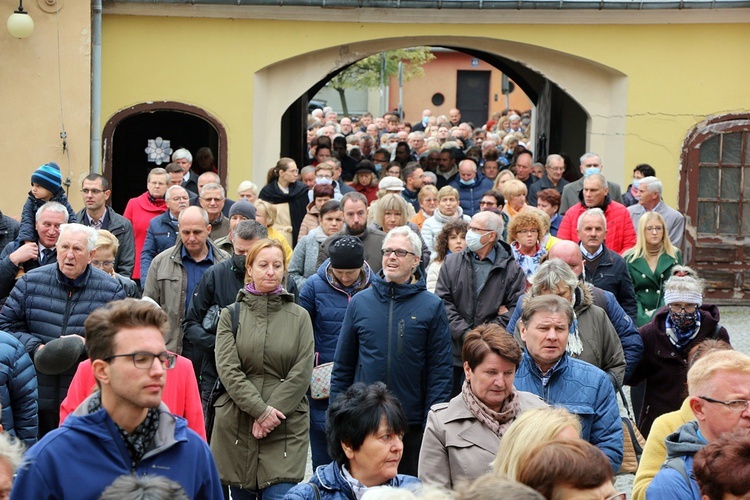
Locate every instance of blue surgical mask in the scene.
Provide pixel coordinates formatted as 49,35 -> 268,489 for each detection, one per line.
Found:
374,163 -> 383,174
422,117 -> 430,126
632,178 -> 641,188
584,167 -> 601,177
459,178 -> 475,187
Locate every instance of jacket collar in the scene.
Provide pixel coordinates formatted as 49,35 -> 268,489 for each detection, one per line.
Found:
462,240 -> 513,270
523,350 -> 568,378
371,267 -> 426,299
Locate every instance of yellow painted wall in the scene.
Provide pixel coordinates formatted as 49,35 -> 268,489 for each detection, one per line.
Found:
100,14 -> 750,209
0,1 -> 91,218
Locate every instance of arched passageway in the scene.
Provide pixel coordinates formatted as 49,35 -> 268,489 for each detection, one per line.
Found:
253,36 -> 627,183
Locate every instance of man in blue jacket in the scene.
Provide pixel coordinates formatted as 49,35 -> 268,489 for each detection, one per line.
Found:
11,298 -> 222,499
514,294 -> 624,473
449,159 -> 494,217
331,225 -> 452,477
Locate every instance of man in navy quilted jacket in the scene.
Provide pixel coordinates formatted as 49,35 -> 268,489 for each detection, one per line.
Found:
0,223 -> 125,437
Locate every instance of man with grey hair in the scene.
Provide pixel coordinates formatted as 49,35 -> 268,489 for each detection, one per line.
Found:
198,182 -> 229,240
527,153 -> 570,206
190,171 -> 235,217
628,175 -> 685,248
332,225 -> 452,476
0,222 -> 125,436
140,185 -> 190,286
184,219 -> 267,413
144,206 -> 228,363
0,202 -> 68,305
558,173 -> 636,254
577,208 -> 638,323
172,148 -> 200,195
559,153 -> 623,215
435,210 -> 527,397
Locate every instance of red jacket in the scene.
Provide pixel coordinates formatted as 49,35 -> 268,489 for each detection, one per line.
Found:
354,183 -> 379,206
557,197 -> 636,254
59,355 -> 206,441
123,192 -> 167,280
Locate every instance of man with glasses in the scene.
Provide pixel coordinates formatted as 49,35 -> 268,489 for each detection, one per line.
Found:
0,223 -> 125,436
527,154 -> 569,207
647,350 -> 750,499
628,176 -> 685,249
435,211 -> 526,397
198,182 -> 229,240
332,225 -> 452,476
75,174 -> 135,278
11,299 -> 222,499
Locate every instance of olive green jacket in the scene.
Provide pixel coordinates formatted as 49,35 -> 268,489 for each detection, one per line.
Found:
211,289 -> 314,489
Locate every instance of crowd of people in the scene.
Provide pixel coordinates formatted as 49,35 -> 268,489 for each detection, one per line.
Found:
0,106 -> 747,500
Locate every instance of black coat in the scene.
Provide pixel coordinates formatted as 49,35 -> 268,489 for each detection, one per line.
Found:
584,245 -> 638,324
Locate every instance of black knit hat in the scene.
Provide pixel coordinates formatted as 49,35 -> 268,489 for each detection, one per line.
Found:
329,235 -> 365,270
228,199 -> 256,220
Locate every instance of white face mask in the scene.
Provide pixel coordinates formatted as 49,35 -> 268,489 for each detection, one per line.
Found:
315,177 -> 333,185
465,229 -> 486,252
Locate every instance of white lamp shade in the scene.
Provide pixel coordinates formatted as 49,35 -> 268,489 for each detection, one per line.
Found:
7,12 -> 34,39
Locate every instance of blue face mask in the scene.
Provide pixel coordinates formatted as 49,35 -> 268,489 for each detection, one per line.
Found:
374,163 -> 383,174
422,117 -> 430,126
632,178 -> 641,188
584,167 -> 601,177
459,178 -> 476,187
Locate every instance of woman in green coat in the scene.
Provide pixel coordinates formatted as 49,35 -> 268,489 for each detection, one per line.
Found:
212,238 -> 314,499
625,212 -> 682,328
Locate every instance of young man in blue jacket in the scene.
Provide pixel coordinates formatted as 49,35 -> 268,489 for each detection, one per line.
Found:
11,299 -> 222,499
331,226 -> 452,477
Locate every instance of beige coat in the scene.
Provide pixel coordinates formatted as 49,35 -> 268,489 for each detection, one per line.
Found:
143,239 -> 229,353
418,390 -> 546,489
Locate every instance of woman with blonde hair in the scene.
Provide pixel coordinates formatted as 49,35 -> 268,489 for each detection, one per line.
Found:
422,186 -> 471,260
492,406 -> 582,480
371,194 -> 429,267
409,185 -> 438,230
624,212 -> 682,327
253,200 -> 293,265
493,170 -> 515,195
93,229 -> 141,298
501,180 -> 528,218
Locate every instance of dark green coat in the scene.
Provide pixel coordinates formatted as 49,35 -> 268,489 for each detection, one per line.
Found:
212,290 -> 314,489
626,251 -> 682,327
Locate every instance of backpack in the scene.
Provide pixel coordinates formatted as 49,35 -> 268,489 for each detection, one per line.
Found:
205,303 -> 240,440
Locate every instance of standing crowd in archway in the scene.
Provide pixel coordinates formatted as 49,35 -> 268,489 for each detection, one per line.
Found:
0,106 -> 746,500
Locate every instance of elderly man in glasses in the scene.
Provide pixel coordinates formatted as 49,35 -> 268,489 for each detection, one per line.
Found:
647,349 -> 750,500
11,299 -> 222,499
331,225 -> 452,477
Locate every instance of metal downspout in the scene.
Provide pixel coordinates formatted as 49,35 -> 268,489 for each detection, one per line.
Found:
90,0 -> 103,174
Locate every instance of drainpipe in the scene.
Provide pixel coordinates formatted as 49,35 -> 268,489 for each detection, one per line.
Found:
90,0 -> 102,174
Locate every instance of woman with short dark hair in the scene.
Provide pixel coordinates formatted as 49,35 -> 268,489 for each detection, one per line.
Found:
418,324 -> 546,489
285,383 -> 421,499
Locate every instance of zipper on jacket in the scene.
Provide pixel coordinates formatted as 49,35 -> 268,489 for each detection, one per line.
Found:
386,286 -> 395,386
61,288 -> 73,336
397,319 -> 404,356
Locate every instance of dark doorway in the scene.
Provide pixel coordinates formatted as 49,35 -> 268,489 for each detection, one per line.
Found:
456,70 -> 491,127
105,109 -> 222,215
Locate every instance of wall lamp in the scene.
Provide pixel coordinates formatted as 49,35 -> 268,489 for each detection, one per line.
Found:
7,0 -> 34,38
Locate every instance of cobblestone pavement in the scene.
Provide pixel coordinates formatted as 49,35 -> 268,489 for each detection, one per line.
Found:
304,306 -> 750,497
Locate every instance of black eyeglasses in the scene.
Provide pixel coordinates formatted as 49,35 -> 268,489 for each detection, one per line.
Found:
381,248 -> 416,258
103,351 -> 177,370
699,396 -> 750,412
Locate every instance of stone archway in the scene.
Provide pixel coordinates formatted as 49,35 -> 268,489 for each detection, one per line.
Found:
102,101 -> 228,213
252,36 -> 627,185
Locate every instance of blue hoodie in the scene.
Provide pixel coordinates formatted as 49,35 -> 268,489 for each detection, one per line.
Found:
646,420 -> 704,500
11,395 -> 222,500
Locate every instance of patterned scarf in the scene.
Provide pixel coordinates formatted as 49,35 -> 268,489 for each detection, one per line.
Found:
665,312 -> 702,350
245,282 -> 283,295
566,288 -> 584,357
461,380 -> 521,438
146,192 -> 166,209
511,241 -> 546,280
87,392 -> 160,467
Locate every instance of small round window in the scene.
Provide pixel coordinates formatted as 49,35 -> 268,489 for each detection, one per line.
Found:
431,93 -> 445,106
